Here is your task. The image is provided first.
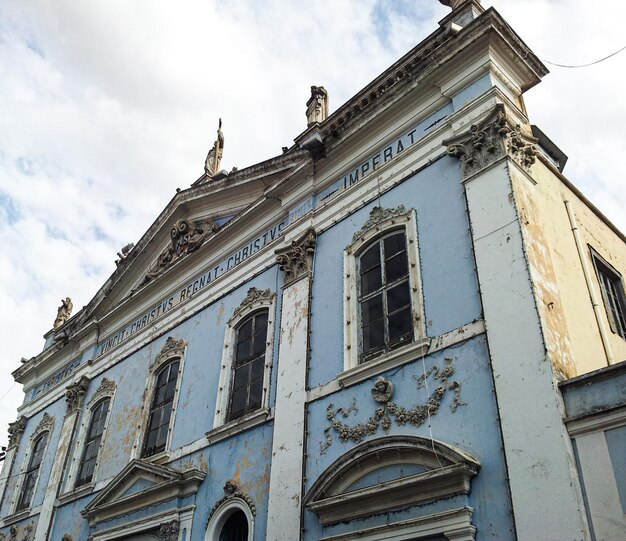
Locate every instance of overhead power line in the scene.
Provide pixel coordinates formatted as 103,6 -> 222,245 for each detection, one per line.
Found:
541,44 -> 626,68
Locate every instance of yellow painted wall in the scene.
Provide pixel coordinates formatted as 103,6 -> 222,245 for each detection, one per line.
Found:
510,155 -> 626,378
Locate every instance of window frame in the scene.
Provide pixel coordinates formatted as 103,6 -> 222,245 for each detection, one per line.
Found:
62,378 -> 116,495
342,207 -> 428,385
11,413 -> 54,515
214,288 -> 276,429
205,497 -> 255,541
590,247 -> 626,339
132,337 -> 187,462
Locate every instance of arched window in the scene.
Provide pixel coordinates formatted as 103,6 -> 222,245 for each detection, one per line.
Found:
16,431 -> 48,512
76,398 -> 111,486
219,510 -> 249,541
142,360 -> 180,457
358,230 -> 413,361
228,311 -> 268,422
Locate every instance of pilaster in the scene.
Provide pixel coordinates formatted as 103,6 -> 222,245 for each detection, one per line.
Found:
34,377 -> 90,541
445,105 -> 589,540
266,228 -> 316,541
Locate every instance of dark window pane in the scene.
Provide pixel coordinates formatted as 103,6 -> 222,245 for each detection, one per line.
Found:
383,232 -> 405,258
142,362 -> 179,457
237,319 -> 253,342
387,282 -> 411,313
360,243 -> 380,272
361,266 -> 382,295
363,320 -> 385,353
230,388 -> 247,420
250,357 -> 265,381
232,366 -> 248,391
236,338 -> 252,363
388,308 -> 413,342
362,295 -> 383,326
385,252 -> 408,283
248,382 -> 263,410
220,510 -> 249,541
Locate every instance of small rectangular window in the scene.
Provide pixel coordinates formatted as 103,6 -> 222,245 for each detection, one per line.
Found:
591,250 -> 626,339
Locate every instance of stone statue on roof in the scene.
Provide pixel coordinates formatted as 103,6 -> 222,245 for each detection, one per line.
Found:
306,86 -> 329,127
54,297 -> 73,330
204,118 -> 225,177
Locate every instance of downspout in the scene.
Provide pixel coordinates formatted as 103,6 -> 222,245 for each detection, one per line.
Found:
564,199 -> 614,366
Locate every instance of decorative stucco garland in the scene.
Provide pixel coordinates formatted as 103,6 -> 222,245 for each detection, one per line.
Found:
321,357 -> 465,453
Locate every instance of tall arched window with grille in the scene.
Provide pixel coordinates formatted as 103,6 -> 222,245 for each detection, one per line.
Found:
76,398 -> 111,486
16,432 -> 48,512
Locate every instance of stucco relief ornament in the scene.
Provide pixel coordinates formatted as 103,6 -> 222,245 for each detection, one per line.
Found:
232,287 -> 275,319
53,297 -> 73,330
158,519 -> 180,541
445,105 -> 537,179
152,337 -> 187,370
20,523 -> 33,541
34,412 -> 55,435
86,378 -> 117,409
275,228 -> 317,286
9,526 -> 16,540
321,357 -> 466,453
208,479 -> 257,521
352,205 -> 408,244
7,416 -> 27,449
65,376 -> 90,413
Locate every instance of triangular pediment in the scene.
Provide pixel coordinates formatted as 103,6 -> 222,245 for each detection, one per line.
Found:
81,459 -> 206,526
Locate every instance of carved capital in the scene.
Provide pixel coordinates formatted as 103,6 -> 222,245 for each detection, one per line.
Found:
352,205 -> 408,244
444,105 -> 537,179
151,337 -> 187,371
7,416 -> 27,449
65,376 -> 90,414
158,519 -> 180,541
86,378 -> 117,410
275,228 -> 316,286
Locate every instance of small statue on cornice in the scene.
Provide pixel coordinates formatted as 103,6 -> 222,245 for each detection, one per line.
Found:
205,118 -> 225,177
53,297 -> 73,330
115,242 -> 134,266
306,86 -> 329,127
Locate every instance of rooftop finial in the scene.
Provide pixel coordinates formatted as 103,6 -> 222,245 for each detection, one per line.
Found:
306,86 -> 329,127
204,118 -> 224,177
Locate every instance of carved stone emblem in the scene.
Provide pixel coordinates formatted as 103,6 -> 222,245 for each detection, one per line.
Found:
224,478 -> 239,495
53,297 -> 73,330
275,228 -> 316,286
7,416 -> 27,449
209,479 -> 257,521
232,288 -> 275,319
142,217 -> 219,285
158,519 -> 180,541
86,378 -> 117,410
65,376 -> 90,413
445,105 -> 537,179
352,205 -> 409,244
152,337 -> 187,370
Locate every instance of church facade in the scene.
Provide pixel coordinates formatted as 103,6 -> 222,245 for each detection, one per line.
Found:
1,1 -> 625,540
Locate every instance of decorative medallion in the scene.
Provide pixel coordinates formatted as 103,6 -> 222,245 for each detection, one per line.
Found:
86,378 -> 117,410
142,217 -> 219,285
158,519 -> 180,541
152,337 -> 187,370
275,228 -> 316,286
321,357 -> 466,453
65,376 -> 90,414
7,416 -> 27,449
444,105 -> 537,178
208,479 -> 257,521
232,288 -> 275,320
352,205 -> 408,244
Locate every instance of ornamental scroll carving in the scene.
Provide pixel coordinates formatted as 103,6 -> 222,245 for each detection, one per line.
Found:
7,416 -> 27,449
158,519 -> 180,541
151,337 -> 187,371
142,217 -> 219,285
86,378 -> 116,410
445,105 -> 537,179
275,228 -> 316,286
321,357 -> 465,453
232,287 -> 275,320
65,376 -> 90,413
352,205 -> 408,244
209,479 -> 257,521
33,413 -> 55,438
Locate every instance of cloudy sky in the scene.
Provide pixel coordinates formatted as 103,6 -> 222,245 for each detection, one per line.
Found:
0,0 -> 624,446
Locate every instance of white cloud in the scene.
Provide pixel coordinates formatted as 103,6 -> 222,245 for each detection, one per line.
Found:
0,0 -> 624,445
